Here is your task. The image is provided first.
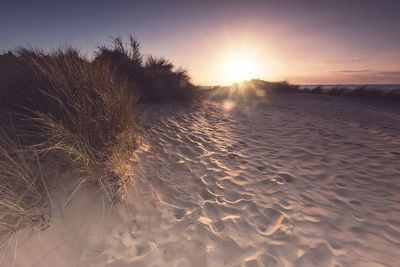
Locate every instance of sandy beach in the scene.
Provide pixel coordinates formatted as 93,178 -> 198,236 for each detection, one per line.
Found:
2,92 -> 399,267
2,1 -> 400,266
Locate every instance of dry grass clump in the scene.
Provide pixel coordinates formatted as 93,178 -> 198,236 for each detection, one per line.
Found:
0,131 -> 49,242
0,34 -> 199,240
94,35 -> 199,103
0,48 -> 140,202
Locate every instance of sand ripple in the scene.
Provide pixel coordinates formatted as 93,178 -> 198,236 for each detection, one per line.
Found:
3,95 -> 400,266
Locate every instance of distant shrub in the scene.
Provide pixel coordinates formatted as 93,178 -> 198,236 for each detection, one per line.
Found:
304,85 -> 400,101
207,79 -> 300,101
327,87 -> 349,96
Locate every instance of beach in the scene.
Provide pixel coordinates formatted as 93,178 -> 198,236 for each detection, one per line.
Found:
2,93 -> 400,267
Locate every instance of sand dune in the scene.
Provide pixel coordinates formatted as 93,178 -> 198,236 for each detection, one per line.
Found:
2,93 -> 400,266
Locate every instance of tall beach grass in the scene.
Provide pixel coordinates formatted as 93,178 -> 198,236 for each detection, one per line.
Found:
94,35 -> 199,103
0,131 -> 49,243
0,33 -> 200,240
0,47 -> 141,243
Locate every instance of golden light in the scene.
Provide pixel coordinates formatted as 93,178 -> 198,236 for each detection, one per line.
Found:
222,100 -> 236,110
220,52 -> 259,85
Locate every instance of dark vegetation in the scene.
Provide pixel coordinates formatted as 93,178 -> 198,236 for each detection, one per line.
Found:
0,47 -> 139,240
94,36 -> 199,103
246,79 -> 399,102
251,79 -> 400,102
208,79 -> 300,100
211,79 -> 400,102
0,35 -> 198,240
302,85 -> 400,101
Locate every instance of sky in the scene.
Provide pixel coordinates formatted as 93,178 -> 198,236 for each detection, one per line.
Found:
1,0 -> 400,85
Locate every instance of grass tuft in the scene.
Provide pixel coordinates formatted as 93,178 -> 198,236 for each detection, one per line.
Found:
0,47 -> 140,202
0,34 -> 198,240
94,35 -> 199,103
0,131 -> 49,242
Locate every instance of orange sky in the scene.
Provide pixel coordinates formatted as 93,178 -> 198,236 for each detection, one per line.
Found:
152,24 -> 400,86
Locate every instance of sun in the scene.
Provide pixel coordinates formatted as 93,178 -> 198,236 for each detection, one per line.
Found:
221,52 -> 258,84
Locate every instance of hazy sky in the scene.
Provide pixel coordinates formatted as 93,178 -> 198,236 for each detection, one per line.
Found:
1,0 -> 400,85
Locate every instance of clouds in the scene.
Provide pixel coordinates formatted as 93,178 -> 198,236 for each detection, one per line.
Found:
331,69 -> 400,76
306,53 -> 400,83
311,58 -> 376,65
324,69 -> 400,84
378,71 -> 400,76
0,0 -> 399,84
330,69 -> 373,74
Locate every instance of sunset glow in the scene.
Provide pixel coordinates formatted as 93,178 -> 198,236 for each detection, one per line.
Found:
221,53 -> 258,84
1,1 -> 399,266
1,1 -> 399,85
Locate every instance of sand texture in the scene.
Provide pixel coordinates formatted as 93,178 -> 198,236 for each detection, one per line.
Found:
2,94 -> 400,266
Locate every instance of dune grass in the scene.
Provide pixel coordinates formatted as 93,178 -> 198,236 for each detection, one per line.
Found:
0,34 -> 200,242
94,35 -> 199,103
0,47 -> 140,202
0,131 -> 49,243
0,35 -> 200,240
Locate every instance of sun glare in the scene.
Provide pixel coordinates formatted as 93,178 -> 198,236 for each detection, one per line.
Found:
221,53 -> 258,85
